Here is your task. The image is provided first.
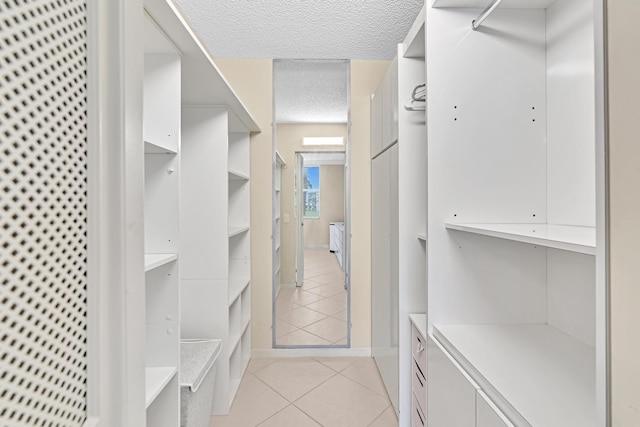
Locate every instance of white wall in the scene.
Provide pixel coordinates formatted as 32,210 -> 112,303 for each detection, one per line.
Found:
607,2 -> 640,425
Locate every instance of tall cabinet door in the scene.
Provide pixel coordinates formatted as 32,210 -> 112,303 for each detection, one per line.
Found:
371,143 -> 400,411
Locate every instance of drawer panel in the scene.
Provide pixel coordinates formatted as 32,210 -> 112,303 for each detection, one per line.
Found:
412,324 -> 427,371
476,390 -> 515,427
427,334 -> 478,427
412,393 -> 426,427
412,357 -> 427,411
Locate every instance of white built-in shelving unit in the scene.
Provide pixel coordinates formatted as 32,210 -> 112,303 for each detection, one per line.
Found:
142,13 -> 181,427
426,0 -> 606,426
371,5 -> 427,424
274,151 -> 285,296
143,0 -> 260,420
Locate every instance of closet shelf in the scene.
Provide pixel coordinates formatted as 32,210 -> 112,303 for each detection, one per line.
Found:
228,278 -> 250,306
144,140 -> 178,154
228,169 -> 250,181
417,233 -> 427,241
145,366 -> 177,408
144,253 -> 178,272
444,223 -> 595,255
229,226 -> 250,238
432,0 -> 554,8
433,324 -> 595,427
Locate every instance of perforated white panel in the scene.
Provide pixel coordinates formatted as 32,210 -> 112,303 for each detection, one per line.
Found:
0,1 -> 88,426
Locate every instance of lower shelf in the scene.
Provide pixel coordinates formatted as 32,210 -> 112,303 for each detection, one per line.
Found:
433,323 -> 595,427
145,366 -> 177,408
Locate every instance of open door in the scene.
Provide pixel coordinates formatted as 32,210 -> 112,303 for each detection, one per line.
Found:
295,153 -> 304,287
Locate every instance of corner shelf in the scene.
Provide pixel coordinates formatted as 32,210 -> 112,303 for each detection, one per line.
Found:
444,223 -> 596,255
229,226 -> 250,238
144,253 -> 178,272
144,140 -> 178,154
433,324 -> 595,427
228,169 -> 250,181
417,233 -> 427,241
228,278 -> 250,306
145,366 -> 178,408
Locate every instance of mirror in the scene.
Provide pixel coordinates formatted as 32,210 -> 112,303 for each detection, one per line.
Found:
272,59 -> 351,347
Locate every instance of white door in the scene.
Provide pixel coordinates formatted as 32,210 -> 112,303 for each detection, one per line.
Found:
295,153 -> 304,287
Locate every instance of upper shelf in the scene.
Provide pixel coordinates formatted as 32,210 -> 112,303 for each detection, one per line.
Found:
143,0 -> 260,133
432,0 -> 555,8
445,222 -> 595,255
276,150 -> 286,166
145,253 -> 178,272
228,169 -> 250,181
403,4 -> 425,58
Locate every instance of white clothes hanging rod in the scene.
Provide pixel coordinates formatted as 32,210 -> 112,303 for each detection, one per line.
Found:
472,0 -> 504,31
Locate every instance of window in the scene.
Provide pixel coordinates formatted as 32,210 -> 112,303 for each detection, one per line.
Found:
303,166 -> 320,218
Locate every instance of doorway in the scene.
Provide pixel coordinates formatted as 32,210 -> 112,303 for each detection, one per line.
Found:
271,59 -> 351,348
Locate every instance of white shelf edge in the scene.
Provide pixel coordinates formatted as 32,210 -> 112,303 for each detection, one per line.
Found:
241,317 -> 251,335
228,278 -> 250,306
409,313 -> 427,338
144,140 -> 178,154
444,222 -> 596,255
228,169 -> 250,181
229,226 -> 250,238
143,0 -> 261,132
228,333 -> 241,358
417,233 -> 427,241
402,3 -> 426,58
276,150 -> 286,166
229,378 -> 242,406
144,253 -> 178,272
433,324 -> 596,427
275,243 -> 281,251
145,366 -> 177,408
431,0 -> 556,8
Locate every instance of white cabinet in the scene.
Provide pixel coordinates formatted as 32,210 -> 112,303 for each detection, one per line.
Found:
329,222 -> 345,268
427,334 -> 478,427
180,107 -> 254,415
477,390 -> 514,427
143,0 -> 260,420
410,315 -> 427,427
426,0 -> 606,425
371,9 -> 427,423
274,151 -> 285,296
143,18 -> 181,427
371,57 -> 400,159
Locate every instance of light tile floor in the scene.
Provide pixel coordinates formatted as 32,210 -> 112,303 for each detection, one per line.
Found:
210,357 -> 399,427
275,248 -> 348,346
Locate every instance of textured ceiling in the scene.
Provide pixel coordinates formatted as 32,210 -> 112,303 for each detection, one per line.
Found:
274,60 -> 349,123
173,0 -> 424,60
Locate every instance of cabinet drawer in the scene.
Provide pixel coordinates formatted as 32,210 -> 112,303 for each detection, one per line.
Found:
412,357 -> 427,411
427,334 -> 478,427
476,390 -> 514,427
412,393 -> 426,427
412,324 -> 427,371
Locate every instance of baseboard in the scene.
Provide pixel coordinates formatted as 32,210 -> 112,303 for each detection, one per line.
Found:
252,347 -> 372,358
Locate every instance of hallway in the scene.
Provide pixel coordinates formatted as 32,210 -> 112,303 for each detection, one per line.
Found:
210,357 -> 398,427
276,248 -> 348,346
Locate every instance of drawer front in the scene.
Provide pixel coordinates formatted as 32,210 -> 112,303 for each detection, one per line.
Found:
476,390 -> 514,427
412,325 -> 427,371
412,393 -> 426,427
412,357 -> 427,411
427,334 -> 478,427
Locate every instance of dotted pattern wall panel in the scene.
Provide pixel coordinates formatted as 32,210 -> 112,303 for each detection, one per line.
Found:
0,1 -> 88,426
